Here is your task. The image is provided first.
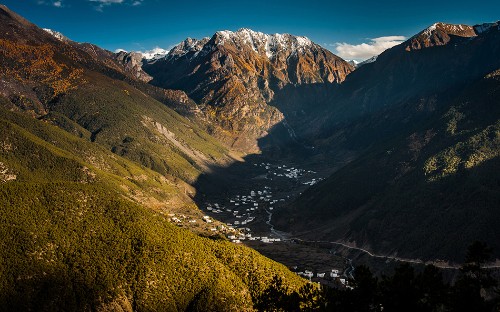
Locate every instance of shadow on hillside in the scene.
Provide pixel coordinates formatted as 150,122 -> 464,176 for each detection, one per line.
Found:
193,120 -> 318,200
190,82 -> 355,214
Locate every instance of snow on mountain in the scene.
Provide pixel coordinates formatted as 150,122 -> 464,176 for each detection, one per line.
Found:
418,22 -> 474,39
357,55 -> 378,67
43,28 -> 69,41
140,47 -> 170,60
405,22 -> 476,51
213,28 -> 315,60
166,37 -> 209,60
473,22 -> 499,34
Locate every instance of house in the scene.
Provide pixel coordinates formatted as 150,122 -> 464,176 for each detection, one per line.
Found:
304,272 -> 314,279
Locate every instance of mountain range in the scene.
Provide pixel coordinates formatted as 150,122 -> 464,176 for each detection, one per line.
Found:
274,21 -> 500,262
1,2 -> 499,310
139,28 -> 354,152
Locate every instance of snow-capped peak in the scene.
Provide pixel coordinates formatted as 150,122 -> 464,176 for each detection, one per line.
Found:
356,55 -> 378,68
166,37 -> 209,59
416,22 -> 475,40
140,47 -> 170,60
473,22 -> 499,34
43,28 -> 68,41
214,28 -> 314,59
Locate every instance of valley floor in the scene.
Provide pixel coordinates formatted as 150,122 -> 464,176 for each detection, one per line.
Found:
192,154 -> 354,286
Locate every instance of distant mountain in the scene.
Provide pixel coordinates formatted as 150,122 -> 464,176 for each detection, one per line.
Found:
274,21 -> 500,262
43,28 -> 68,41
356,55 -> 377,67
115,50 -> 153,82
140,46 -> 170,60
142,28 -> 354,152
404,22 -> 476,51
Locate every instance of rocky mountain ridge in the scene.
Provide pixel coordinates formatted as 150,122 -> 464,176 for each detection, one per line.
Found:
405,22 -> 477,51
141,28 -> 354,152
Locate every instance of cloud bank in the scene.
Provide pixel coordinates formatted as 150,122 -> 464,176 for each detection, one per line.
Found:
334,36 -> 406,61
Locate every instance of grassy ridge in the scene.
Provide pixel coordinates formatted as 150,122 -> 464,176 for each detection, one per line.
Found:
0,104 -> 307,311
48,71 -> 230,183
0,183 -> 305,311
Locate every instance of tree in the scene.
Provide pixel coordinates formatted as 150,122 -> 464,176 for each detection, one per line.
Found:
254,275 -> 292,311
379,263 -> 419,312
415,265 -> 448,312
349,265 -> 378,312
450,241 -> 497,312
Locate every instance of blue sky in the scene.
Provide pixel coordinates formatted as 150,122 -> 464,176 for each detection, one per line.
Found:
3,0 -> 499,61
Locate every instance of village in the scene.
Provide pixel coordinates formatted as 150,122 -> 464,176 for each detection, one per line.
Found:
195,160 -> 350,286
164,159 -> 353,286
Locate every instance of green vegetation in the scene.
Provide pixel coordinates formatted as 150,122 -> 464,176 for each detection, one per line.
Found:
0,182 -> 308,311
0,104 -> 308,311
49,71 -> 229,183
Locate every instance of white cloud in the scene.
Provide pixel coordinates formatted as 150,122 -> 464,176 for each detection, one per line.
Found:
333,36 -> 406,61
114,48 -> 128,53
89,0 -> 124,11
37,0 -> 64,7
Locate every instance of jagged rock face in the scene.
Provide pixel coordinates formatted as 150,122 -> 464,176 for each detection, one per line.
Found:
115,51 -> 152,82
404,22 -> 476,51
144,29 -> 354,152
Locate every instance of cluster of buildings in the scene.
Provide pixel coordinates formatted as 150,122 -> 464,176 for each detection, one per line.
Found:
196,161 -> 324,245
254,162 -> 317,180
295,269 -> 349,286
202,186 -> 286,243
302,177 -> 323,186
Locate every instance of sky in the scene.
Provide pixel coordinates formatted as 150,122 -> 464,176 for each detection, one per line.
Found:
3,0 -> 500,61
